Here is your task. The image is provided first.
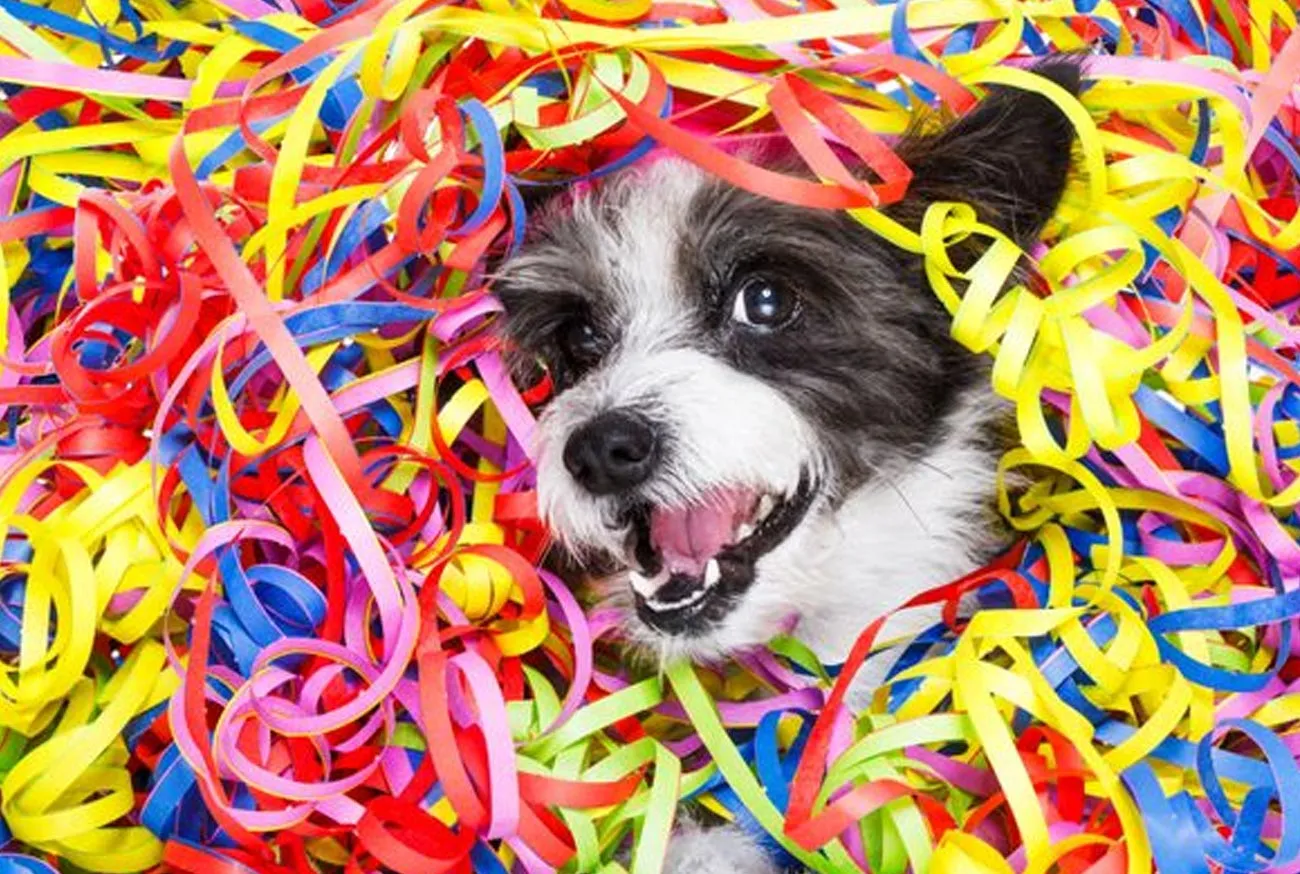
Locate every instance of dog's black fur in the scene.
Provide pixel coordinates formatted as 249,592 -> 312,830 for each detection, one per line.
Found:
497,56 -> 1082,498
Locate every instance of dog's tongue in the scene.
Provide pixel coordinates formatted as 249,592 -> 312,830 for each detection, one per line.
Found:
649,488 -> 754,577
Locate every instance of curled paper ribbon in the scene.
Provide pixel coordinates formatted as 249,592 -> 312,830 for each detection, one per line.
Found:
3,0 -> 1300,872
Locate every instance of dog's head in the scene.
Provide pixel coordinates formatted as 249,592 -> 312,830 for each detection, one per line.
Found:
495,58 -> 1082,661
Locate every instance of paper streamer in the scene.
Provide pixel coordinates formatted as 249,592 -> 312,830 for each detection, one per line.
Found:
2,0 -> 1300,872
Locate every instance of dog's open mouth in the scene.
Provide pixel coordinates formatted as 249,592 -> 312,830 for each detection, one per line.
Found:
622,474 -> 814,635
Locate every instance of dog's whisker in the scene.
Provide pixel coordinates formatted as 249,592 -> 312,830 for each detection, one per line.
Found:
888,481 -> 931,537
857,454 -> 931,536
913,457 -> 956,481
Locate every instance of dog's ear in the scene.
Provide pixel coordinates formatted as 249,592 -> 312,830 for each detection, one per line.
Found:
890,56 -> 1085,245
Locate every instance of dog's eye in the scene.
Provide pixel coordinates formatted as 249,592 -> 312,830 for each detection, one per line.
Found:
730,276 -> 798,329
560,317 -> 604,368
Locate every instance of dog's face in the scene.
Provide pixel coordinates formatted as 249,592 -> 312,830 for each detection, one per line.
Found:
496,60 -> 1082,661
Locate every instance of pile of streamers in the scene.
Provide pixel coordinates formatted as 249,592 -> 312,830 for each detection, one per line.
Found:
4,0 -> 1300,870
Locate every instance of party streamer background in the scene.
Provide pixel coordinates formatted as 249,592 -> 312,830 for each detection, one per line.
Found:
2,0 -> 1300,871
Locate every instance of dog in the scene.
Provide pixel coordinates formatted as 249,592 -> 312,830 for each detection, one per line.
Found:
494,55 -> 1083,873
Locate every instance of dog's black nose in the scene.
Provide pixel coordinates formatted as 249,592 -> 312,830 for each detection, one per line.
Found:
563,411 -> 659,495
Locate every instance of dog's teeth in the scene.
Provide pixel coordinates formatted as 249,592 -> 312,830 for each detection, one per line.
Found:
704,558 -> 721,587
629,570 -> 663,598
736,522 -> 755,541
757,495 -> 775,521
649,587 -> 706,611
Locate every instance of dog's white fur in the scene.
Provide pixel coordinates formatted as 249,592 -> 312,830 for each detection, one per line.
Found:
662,817 -> 785,874
514,161 -> 1004,872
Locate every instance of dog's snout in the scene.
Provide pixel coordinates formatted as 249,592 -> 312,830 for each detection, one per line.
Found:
563,410 -> 660,495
